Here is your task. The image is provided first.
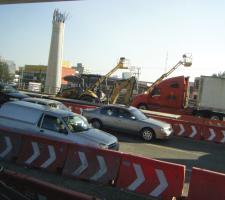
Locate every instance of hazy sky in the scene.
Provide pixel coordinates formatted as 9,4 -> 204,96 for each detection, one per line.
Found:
1,0 -> 225,82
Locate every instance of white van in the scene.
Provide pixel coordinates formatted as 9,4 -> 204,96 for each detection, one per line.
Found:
0,101 -> 119,150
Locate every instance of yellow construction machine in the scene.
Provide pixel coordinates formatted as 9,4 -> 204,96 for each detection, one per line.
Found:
58,57 -> 128,103
109,76 -> 136,105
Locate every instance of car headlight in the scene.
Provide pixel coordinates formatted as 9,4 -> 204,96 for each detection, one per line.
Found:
99,143 -> 108,149
161,127 -> 172,136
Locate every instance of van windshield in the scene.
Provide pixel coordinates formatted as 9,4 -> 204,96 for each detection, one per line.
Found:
63,115 -> 90,132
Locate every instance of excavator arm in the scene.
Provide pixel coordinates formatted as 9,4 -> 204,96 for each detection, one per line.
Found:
79,57 -> 128,102
109,76 -> 136,105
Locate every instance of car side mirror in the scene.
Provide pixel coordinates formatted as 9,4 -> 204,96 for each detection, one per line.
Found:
131,116 -> 136,120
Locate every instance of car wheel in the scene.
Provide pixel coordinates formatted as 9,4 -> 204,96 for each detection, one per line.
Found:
140,128 -> 155,142
138,104 -> 148,110
90,119 -> 102,129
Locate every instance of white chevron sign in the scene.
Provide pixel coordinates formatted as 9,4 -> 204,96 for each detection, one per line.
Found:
150,169 -> 168,197
208,128 -> 216,141
72,152 -> 88,176
90,155 -> 107,181
0,136 -> 12,158
178,124 -> 185,136
189,125 -> 197,138
40,145 -> 56,168
25,142 -> 40,164
127,164 -> 145,191
220,131 -> 225,143
25,142 -> 56,168
72,152 -> 107,180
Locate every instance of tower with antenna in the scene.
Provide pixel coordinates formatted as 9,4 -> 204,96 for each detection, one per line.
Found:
45,9 -> 67,94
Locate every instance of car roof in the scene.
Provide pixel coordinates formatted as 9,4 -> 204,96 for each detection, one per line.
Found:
23,97 -> 60,104
3,100 -> 74,117
101,104 -> 136,111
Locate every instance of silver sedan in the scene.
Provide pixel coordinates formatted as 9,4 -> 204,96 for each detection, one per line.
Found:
82,104 -> 173,142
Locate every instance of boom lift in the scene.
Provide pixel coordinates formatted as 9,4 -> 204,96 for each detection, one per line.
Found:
145,54 -> 192,94
109,76 -> 136,105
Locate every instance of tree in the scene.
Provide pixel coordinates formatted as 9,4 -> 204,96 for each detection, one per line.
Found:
212,71 -> 225,78
0,61 -> 13,83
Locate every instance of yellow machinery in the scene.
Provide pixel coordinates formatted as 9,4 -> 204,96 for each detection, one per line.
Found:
58,57 -> 128,103
79,57 -> 128,102
146,54 -> 192,94
109,76 -> 136,105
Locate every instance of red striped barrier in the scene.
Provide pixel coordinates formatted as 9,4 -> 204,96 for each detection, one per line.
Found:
187,167 -> 225,200
63,144 -> 121,184
16,135 -> 68,172
149,114 -> 225,144
202,125 -> 225,143
0,168 -> 100,200
0,128 -> 21,161
116,153 -> 185,200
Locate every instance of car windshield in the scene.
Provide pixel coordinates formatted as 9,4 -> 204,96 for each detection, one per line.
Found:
130,108 -> 147,120
49,102 -> 69,111
1,85 -> 18,93
63,115 -> 90,132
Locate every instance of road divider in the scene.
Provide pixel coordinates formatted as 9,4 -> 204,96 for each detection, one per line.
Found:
63,144 -> 122,184
145,112 -> 225,145
2,126 -> 225,199
0,128 -> 21,161
187,167 -> 225,200
16,134 -> 68,172
115,153 -> 185,200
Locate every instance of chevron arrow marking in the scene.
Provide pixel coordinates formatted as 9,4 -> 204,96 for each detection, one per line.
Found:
177,124 -> 185,136
72,151 -> 88,176
208,128 -> 216,141
127,164 -> 145,191
150,169 -> 168,197
40,145 -> 56,168
189,125 -> 197,138
220,131 -> 225,143
0,136 -> 12,158
25,142 -> 40,164
90,155 -> 107,181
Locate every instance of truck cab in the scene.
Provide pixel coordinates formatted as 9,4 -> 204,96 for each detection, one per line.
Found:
131,76 -> 189,112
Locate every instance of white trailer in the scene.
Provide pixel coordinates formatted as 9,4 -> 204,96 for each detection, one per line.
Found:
193,76 -> 225,120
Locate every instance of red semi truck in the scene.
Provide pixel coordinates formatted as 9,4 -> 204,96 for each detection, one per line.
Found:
131,75 -> 225,121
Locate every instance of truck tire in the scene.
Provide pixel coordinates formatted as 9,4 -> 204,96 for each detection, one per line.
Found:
137,104 -> 148,110
140,128 -> 155,142
210,115 -> 221,121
